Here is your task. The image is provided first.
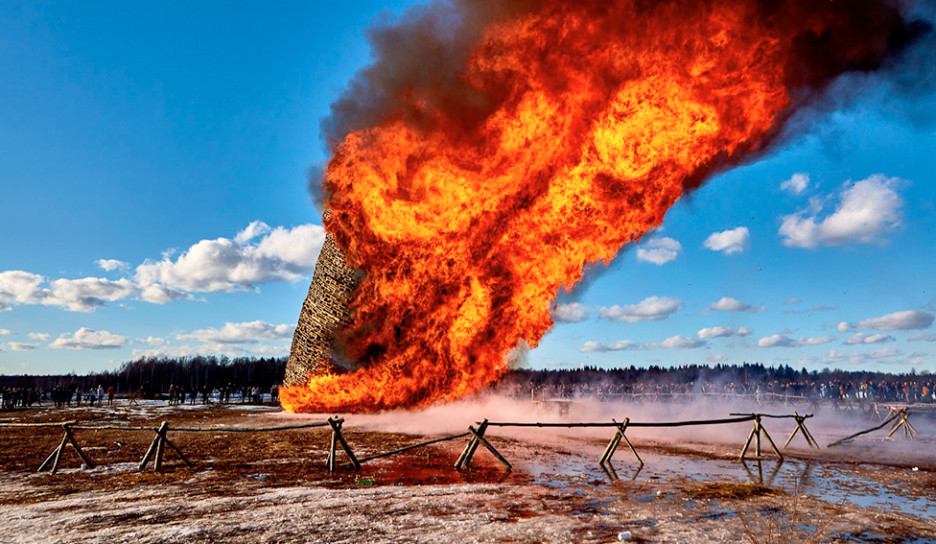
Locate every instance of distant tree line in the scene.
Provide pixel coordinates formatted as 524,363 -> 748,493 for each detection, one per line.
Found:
497,362 -> 929,389
0,359 -> 931,399
0,356 -> 287,397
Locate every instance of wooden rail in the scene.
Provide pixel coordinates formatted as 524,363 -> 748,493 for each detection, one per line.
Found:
456,412 -> 825,472
1,418 -> 344,474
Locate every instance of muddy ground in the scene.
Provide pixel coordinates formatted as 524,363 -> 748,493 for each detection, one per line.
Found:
0,399 -> 934,543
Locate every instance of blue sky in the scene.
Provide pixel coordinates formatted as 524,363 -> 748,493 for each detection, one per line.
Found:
1,1 -> 934,376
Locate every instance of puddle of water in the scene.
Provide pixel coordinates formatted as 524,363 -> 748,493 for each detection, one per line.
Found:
505,443 -> 936,520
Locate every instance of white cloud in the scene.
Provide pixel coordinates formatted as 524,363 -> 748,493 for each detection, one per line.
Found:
697,326 -> 752,339
779,175 -> 903,248
785,298 -> 803,305
599,296 -> 683,323
139,284 -> 187,304
135,223 -> 325,293
49,328 -> 129,350
131,341 -> 284,359
45,277 -> 139,312
703,227 -> 750,255
828,348 -> 900,364
844,333 -> 895,345
580,335 -> 705,351
0,270 -> 45,310
0,222 -> 324,313
908,333 -> 936,342
636,237 -> 681,265
579,340 -> 639,352
551,302 -> 590,323
177,320 -> 295,345
28,332 -> 49,341
1,270 -> 144,312
758,334 -> 834,348
801,335 -> 835,346
650,335 -> 706,349
758,334 -> 798,348
780,173 -> 809,195
837,322 -> 851,333
8,342 -> 37,351
707,355 -> 727,363
854,310 -> 934,331
96,259 -> 129,272
132,344 -> 238,359
234,220 -> 273,244
0,329 -> 10,335
137,336 -> 167,346
709,297 -> 765,313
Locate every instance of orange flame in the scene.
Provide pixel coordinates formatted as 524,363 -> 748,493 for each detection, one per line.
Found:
282,0 -> 921,412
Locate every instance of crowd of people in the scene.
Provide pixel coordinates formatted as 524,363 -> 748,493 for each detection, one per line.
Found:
0,383 -> 282,410
164,383 -> 280,405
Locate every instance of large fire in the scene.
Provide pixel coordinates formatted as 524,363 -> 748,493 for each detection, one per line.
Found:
282,0 -> 923,413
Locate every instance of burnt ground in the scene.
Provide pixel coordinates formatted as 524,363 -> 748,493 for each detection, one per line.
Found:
0,400 -> 934,544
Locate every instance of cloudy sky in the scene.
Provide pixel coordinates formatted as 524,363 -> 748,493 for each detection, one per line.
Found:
2,1 -> 935,376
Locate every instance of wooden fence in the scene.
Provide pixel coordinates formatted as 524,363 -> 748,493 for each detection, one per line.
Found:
2,408 -> 924,478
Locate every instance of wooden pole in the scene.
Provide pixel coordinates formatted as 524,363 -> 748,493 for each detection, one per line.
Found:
353,432 -> 471,465
800,418 -> 820,449
619,425 -> 643,467
159,433 -> 194,468
886,409 -> 915,439
154,421 -> 168,471
599,418 -> 642,468
758,420 -> 784,462
139,426 -> 161,471
44,434 -> 68,474
599,430 -> 622,465
739,415 -> 782,462
828,410 -> 901,447
739,425 -> 757,460
465,424 -> 511,470
327,417 -> 359,470
327,424 -> 338,472
755,417 -> 762,457
37,423 -> 95,473
63,424 -> 95,469
456,419 -> 489,469
37,444 -> 60,473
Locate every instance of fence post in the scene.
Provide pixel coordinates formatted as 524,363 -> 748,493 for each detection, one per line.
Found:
326,417 -> 359,471
38,423 -> 95,474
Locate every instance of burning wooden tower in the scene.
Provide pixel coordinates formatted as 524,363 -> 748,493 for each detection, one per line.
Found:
284,210 -> 361,387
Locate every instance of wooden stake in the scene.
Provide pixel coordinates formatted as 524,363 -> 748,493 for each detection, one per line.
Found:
38,424 -> 95,474
154,422 -> 167,471
138,421 -> 192,471
63,425 -> 95,469
455,419 -> 489,469
327,424 -> 337,472
599,418 -> 642,468
326,417 -> 359,471
139,426 -> 161,470
886,409 -> 915,439
782,412 -> 820,449
739,415 -> 783,462
466,424 -> 511,470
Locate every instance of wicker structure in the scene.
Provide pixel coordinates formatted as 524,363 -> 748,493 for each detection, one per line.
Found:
284,214 -> 361,387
